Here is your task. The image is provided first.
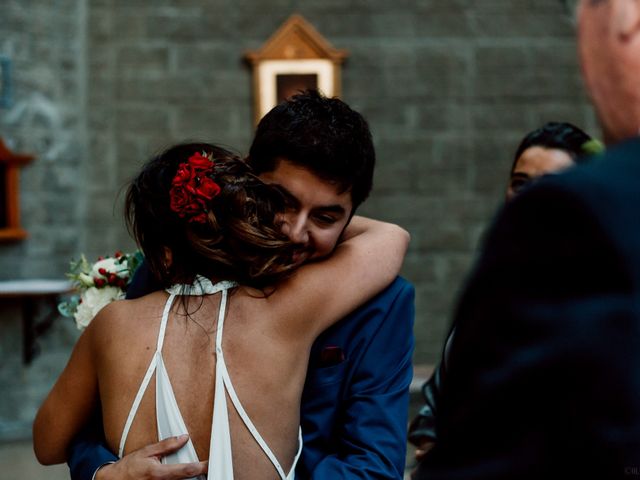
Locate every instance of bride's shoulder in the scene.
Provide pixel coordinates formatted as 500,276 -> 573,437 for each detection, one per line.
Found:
86,291 -> 168,342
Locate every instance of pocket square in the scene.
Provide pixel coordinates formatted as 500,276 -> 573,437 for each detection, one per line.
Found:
319,345 -> 345,367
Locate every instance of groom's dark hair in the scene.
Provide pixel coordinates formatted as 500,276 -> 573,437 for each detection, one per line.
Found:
247,89 -> 375,211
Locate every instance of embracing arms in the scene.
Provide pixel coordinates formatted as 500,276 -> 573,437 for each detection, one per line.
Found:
273,215 -> 410,339
61,216 -> 408,479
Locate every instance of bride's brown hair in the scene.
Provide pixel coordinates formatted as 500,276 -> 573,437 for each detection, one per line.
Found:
125,142 -> 302,290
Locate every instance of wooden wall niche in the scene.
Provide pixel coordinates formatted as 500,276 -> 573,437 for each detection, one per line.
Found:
245,14 -> 348,124
0,138 -> 34,241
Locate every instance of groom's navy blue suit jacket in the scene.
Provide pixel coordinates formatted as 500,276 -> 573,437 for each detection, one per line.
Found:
67,267 -> 415,479
414,138 -> 640,479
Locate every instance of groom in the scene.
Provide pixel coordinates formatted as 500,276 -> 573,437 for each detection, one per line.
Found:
67,90 -> 415,479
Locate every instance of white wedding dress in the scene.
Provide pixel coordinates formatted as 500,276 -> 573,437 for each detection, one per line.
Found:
118,276 -> 302,479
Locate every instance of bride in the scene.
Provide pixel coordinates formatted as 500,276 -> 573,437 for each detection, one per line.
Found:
33,142 -> 409,479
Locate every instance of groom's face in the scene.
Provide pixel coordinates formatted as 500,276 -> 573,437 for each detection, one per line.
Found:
259,157 -> 353,261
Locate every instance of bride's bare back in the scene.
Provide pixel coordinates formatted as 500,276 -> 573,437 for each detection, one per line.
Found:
96,288 -> 306,480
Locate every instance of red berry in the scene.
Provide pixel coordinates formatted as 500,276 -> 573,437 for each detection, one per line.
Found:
94,278 -> 105,288
98,268 -> 107,276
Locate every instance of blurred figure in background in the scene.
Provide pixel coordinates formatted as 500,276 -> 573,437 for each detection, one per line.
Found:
506,121 -> 600,200
408,121 -> 602,462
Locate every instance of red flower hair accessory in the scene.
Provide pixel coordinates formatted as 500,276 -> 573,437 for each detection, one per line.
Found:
169,152 -> 221,223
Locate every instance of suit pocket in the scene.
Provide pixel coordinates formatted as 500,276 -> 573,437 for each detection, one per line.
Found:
304,359 -> 349,390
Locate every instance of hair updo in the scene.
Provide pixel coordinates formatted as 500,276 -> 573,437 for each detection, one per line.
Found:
125,142 -> 301,290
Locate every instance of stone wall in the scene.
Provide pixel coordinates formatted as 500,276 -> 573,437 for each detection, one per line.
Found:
0,0 -> 598,439
83,0 -> 598,363
0,0 -> 88,439
0,0 -> 88,277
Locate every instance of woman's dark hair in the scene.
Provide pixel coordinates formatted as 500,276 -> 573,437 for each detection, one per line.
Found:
511,122 -> 593,173
125,142 -> 301,290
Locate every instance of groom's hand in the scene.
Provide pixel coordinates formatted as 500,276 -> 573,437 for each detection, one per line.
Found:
95,435 -> 207,480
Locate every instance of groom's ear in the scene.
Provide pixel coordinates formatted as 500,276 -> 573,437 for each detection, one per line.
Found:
612,0 -> 640,42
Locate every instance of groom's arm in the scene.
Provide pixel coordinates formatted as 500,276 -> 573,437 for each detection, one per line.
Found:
67,409 -> 118,480
69,433 -> 206,480
123,259 -> 162,300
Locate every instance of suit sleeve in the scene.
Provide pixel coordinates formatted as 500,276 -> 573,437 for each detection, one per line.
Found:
408,326 -> 454,446
416,178 -> 640,478
308,282 -> 415,479
124,259 -> 161,299
67,409 -> 118,480
408,362 -> 442,446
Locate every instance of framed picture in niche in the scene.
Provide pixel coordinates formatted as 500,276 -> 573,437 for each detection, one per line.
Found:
245,14 -> 348,124
257,59 -> 334,120
277,73 -> 318,103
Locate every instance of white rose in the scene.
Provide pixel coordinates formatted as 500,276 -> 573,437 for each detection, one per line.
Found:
73,286 -> 124,330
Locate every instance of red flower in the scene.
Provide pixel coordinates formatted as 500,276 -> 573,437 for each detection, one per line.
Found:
173,163 -> 193,186
169,151 -> 222,223
196,177 -> 221,200
170,186 -> 191,215
187,153 -> 214,172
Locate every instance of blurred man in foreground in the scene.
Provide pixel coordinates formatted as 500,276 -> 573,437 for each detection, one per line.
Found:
414,1 -> 640,477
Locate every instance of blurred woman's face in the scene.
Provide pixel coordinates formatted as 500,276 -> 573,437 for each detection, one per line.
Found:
506,146 -> 575,201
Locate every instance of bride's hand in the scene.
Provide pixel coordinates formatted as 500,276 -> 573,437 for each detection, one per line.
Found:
95,435 -> 207,480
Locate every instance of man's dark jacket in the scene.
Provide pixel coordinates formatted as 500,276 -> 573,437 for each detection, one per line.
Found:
415,138 -> 640,479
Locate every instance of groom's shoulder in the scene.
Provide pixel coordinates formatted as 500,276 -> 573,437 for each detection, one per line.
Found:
310,277 -> 414,363
342,276 -> 414,327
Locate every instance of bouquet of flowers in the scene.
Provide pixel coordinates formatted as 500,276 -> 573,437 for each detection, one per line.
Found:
58,251 -> 143,330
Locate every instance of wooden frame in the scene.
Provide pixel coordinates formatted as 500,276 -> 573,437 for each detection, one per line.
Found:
245,14 -> 348,124
0,138 -> 34,242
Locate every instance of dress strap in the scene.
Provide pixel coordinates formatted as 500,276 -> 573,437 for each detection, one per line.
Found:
118,351 -> 158,457
118,292 -> 176,457
219,354 -> 297,479
156,292 -> 175,352
213,287 -> 297,478
215,287 -> 229,351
